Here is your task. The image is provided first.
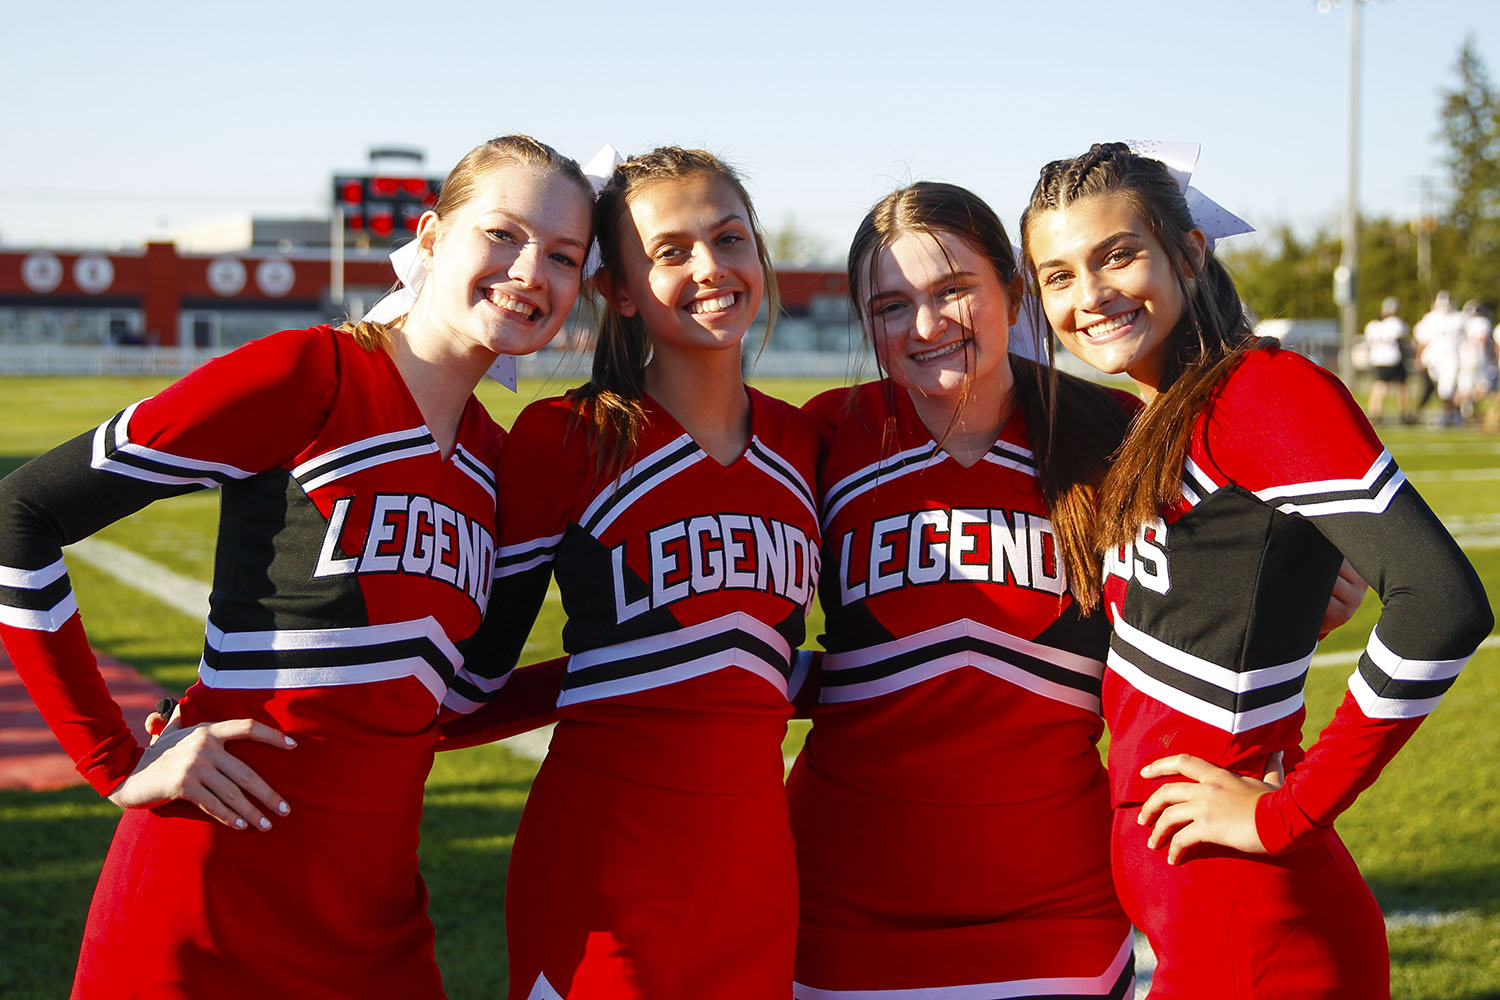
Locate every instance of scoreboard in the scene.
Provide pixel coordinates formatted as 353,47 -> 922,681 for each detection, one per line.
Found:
333,174 -> 442,239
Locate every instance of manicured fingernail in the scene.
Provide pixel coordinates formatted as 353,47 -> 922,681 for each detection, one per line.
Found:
284,736 -> 297,747
278,801 -> 289,815
258,817 -> 271,831
235,818 -> 247,829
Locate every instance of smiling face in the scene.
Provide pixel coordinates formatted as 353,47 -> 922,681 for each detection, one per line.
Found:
863,229 -> 1019,410
416,160 -> 593,359
607,171 -> 765,361
1028,192 -> 1202,394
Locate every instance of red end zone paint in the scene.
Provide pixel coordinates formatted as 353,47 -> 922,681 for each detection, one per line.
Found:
0,648 -> 171,791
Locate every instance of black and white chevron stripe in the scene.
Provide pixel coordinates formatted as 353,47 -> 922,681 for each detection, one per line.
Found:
822,441 -> 946,528
292,427 -> 439,492
981,438 -> 1038,478
446,658 -> 515,714
91,402 -> 256,488
578,434 -> 706,537
1179,451 -> 1406,519
494,532 -> 564,580
1106,611 -> 1312,734
820,618 -> 1105,713
0,557 -> 77,632
198,615 -> 462,708
1255,449 -> 1405,517
557,611 -> 794,706
746,435 -> 817,521
1178,456 -> 1218,508
452,443 -> 498,503
1349,625 -> 1469,720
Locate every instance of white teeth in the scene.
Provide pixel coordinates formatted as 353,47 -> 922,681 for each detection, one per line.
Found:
1083,309 -> 1137,338
489,290 -> 538,320
688,293 -> 736,314
913,341 -> 964,362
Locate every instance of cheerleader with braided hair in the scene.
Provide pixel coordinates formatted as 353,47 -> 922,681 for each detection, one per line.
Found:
1022,141 -> 1490,998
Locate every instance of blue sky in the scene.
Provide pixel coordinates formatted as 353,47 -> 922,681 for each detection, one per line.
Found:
4,0 -> 1499,259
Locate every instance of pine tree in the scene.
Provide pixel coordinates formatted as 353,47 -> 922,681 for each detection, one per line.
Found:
1438,37 -> 1500,304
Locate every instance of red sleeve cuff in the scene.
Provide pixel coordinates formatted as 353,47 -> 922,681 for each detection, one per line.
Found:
1254,783 -> 1322,854
81,740 -> 146,797
2,618 -> 145,797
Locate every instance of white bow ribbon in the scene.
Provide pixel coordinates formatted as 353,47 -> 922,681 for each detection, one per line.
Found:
579,144 -> 624,279
1126,140 -> 1254,249
362,240 -> 425,326
581,143 -> 624,195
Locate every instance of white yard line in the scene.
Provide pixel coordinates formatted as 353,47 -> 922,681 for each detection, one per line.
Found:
1314,633 -> 1500,669
1446,514 -> 1500,529
1411,467 -> 1500,482
65,537 -> 209,619
1398,442 -> 1500,456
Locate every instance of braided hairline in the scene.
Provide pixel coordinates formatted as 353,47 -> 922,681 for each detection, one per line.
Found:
1020,142 -> 1261,551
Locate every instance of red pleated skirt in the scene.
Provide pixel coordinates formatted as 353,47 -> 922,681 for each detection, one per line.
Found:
505,752 -> 795,1000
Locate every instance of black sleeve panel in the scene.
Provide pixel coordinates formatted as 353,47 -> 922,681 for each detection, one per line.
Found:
0,429 -> 200,571
1311,483 -> 1491,662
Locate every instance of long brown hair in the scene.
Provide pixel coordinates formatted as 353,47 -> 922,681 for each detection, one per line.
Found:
848,181 -> 1132,612
339,135 -> 592,351
571,146 -> 780,476
1020,142 -> 1261,552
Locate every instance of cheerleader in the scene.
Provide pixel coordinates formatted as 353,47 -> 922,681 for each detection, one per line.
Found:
480,147 -> 821,999
788,182 -> 1138,999
0,135 -> 594,999
1021,141 -> 1491,998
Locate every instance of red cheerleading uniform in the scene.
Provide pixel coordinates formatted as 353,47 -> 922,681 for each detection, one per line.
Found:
0,326 -> 515,999
1103,346 -> 1491,998
788,382 -> 1135,1000
486,389 -> 821,1000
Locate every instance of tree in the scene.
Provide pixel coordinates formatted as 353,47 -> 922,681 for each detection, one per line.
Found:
1224,224 -> 1337,322
1437,36 -> 1500,301
764,216 -> 833,268
1223,216 -> 1463,328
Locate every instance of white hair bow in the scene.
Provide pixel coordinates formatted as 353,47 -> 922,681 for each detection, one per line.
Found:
1125,140 -> 1254,250
579,144 -> 623,279
360,144 -> 624,391
581,143 -> 624,195
362,240 -> 425,326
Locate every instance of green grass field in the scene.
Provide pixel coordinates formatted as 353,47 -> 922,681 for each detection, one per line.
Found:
1,373 -> 1497,999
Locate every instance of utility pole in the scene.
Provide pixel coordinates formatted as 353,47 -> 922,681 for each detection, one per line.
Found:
1333,0 -> 1363,384
1414,177 -> 1436,295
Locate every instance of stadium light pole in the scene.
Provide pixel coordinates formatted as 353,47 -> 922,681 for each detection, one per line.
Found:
1320,0 -> 1363,384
